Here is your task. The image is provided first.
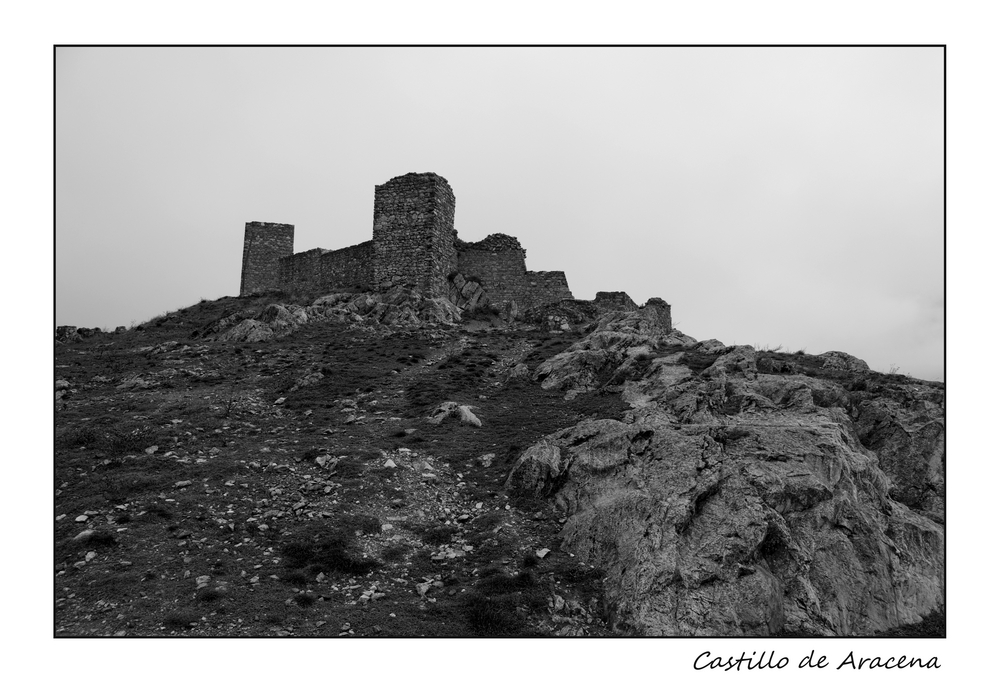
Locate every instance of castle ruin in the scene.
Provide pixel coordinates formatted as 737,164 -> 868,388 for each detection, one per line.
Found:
239,172 -> 670,329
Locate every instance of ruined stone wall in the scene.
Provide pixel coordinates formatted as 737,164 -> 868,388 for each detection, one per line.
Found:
278,248 -> 329,294
591,292 -> 671,330
457,234 -> 529,305
594,291 -> 640,313
522,271 -> 573,309
372,173 -> 457,297
318,241 -> 373,292
456,234 -> 572,310
238,174 -> 593,315
240,222 -> 294,296
642,297 -> 672,331
278,242 -> 374,295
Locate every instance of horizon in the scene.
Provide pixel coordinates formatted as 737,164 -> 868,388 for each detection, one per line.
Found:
55,47 -> 943,380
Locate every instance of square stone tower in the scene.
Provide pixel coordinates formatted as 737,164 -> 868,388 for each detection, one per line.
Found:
371,173 -> 457,297
240,222 -> 294,296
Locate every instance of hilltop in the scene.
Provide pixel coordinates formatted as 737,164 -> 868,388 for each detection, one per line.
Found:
54,288 -> 943,636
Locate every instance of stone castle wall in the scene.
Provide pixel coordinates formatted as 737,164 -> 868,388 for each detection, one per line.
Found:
278,248 -> 329,294
522,270 -> 573,309
319,241 -> 373,292
594,291 -> 640,313
372,173 -> 457,298
457,235 -> 529,305
238,172 -> 664,325
278,242 -> 375,295
240,222 -> 294,296
455,234 -> 573,309
643,297 -> 672,331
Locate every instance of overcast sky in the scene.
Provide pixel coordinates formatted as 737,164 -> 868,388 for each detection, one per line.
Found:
55,46 -> 943,380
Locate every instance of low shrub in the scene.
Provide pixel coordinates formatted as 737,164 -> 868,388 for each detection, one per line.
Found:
163,611 -> 199,630
293,593 -> 317,608
419,525 -> 455,546
195,587 -> 224,603
80,530 -> 118,548
281,521 -> 380,576
463,593 -> 525,636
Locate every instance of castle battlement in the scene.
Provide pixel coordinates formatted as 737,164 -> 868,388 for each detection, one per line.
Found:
239,172 -> 668,327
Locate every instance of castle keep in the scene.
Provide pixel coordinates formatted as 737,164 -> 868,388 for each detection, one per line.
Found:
240,172 -> 670,328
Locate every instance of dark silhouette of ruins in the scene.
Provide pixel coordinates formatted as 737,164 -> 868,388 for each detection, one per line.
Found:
240,172 -> 670,328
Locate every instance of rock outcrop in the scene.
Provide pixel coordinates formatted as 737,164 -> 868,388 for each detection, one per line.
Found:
507,310 -> 944,636
428,401 -> 483,428
205,286 -> 464,342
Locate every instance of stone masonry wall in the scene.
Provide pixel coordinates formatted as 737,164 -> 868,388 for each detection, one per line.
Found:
318,241 -> 373,292
240,222 -> 294,296
278,242 -> 374,295
522,271 -> 573,309
643,297 -> 672,331
457,235 -> 528,305
594,291 -> 640,313
237,173 -> 663,324
456,234 -> 573,310
372,173 -> 457,297
278,248 -> 329,294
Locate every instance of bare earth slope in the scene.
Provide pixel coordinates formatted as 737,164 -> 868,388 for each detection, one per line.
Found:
54,290 -> 943,636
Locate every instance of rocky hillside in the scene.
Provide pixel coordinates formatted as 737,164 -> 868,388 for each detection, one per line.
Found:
54,288 -> 943,636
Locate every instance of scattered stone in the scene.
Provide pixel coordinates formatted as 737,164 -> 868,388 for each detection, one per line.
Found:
536,548 -> 550,559
75,515 -> 88,523
174,480 -> 192,488
428,401 -> 482,427
144,446 -> 158,455
508,363 -> 530,379
115,376 -> 154,391
383,458 -> 397,469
